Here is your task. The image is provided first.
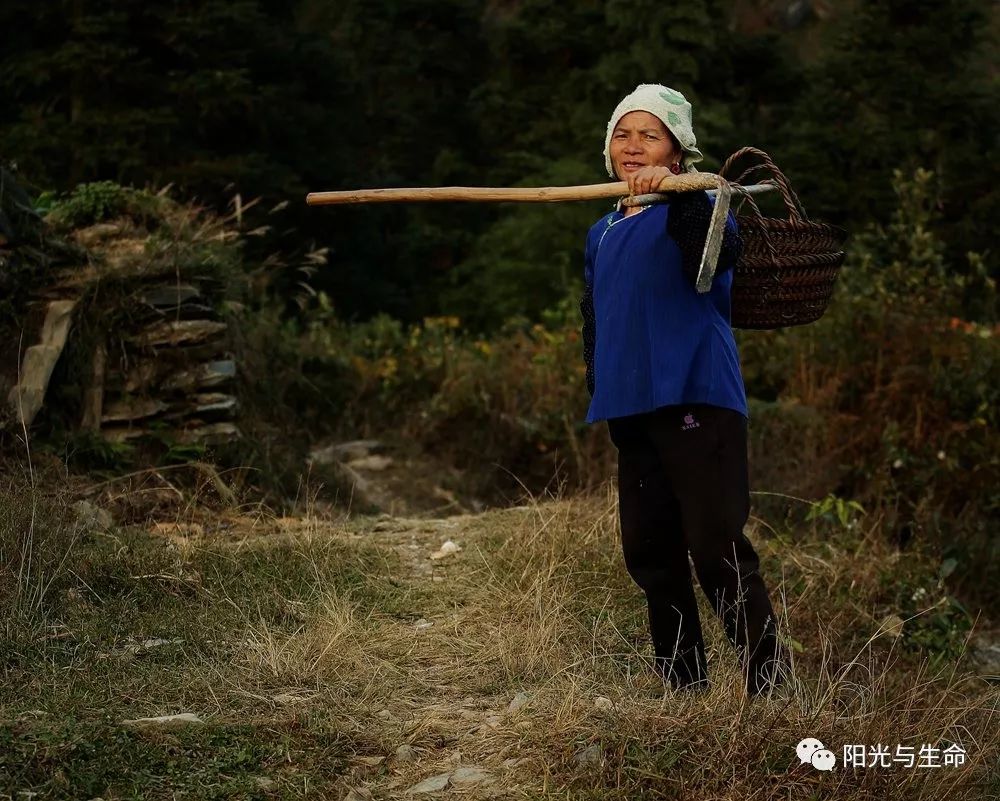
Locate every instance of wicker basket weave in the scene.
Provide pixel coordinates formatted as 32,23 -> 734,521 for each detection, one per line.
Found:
719,147 -> 847,330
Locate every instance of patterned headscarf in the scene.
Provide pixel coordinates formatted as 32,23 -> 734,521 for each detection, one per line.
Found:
603,83 -> 704,178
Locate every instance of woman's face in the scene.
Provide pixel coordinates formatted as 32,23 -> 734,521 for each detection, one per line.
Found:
608,111 -> 679,179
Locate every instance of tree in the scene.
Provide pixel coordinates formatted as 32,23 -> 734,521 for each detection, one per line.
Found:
775,0 -> 999,274
1,1 -> 346,195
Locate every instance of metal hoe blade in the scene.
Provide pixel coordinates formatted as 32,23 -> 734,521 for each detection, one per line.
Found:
695,179 -> 732,294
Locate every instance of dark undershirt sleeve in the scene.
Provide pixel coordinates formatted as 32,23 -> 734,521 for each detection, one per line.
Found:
666,191 -> 743,288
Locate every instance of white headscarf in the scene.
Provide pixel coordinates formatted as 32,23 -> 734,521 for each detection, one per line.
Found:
603,84 -> 705,178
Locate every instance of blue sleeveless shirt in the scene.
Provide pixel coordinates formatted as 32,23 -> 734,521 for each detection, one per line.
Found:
582,201 -> 748,423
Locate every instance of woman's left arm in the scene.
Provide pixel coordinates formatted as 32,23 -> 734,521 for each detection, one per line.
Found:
666,191 -> 743,288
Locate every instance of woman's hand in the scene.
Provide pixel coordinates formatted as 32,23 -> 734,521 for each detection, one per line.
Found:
626,165 -> 673,196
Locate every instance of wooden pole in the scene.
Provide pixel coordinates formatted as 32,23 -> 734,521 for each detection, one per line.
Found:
305,172 -> 721,206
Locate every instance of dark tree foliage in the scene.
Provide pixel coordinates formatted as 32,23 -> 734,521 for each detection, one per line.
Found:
306,0 -> 489,321
1,0 -> 996,331
1,1 -> 345,197
775,0 -> 999,259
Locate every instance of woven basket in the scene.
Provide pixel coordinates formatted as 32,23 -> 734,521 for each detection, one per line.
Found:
719,147 -> 847,330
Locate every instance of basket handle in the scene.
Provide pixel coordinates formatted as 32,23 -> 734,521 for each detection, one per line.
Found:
719,147 -> 809,222
730,184 -> 780,262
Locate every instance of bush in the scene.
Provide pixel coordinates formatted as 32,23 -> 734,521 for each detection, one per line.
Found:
43,181 -> 168,231
740,168 -> 998,608
229,288 -> 611,501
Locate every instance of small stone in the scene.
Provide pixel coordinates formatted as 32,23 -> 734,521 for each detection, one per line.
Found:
451,766 -> 493,786
406,772 -> 451,793
484,715 -> 502,728
347,455 -> 393,471
72,500 -> 113,531
594,696 -> 613,711
121,712 -> 204,728
414,619 -> 434,630
507,691 -> 530,714
878,614 -> 905,639
574,744 -> 602,766
139,637 -> 184,651
377,709 -> 393,720
429,540 -> 461,560
309,439 -> 383,464
255,777 -> 277,791
395,743 -> 417,762
273,693 -> 309,705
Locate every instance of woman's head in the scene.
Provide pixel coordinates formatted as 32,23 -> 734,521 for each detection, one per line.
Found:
603,84 -> 704,179
608,111 -> 682,180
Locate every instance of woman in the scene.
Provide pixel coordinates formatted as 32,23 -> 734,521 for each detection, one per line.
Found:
579,83 -> 788,697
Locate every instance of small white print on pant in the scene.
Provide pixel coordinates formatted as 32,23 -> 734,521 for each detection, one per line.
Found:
680,412 -> 701,431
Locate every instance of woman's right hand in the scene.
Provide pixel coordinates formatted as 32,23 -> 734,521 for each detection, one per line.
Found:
626,165 -> 673,196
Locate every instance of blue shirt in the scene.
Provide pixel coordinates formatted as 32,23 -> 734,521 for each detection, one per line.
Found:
583,201 -> 748,423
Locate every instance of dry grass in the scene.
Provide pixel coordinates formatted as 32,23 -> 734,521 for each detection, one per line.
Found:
1,475 -> 997,799
186,489 -> 998,798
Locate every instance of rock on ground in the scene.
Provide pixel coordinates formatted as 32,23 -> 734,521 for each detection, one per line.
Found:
406,772 -> 451,794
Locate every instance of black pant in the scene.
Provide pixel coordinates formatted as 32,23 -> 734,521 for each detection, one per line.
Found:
607,403 -> 787,695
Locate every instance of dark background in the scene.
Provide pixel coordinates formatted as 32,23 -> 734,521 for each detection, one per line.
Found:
2,0 -> 996,332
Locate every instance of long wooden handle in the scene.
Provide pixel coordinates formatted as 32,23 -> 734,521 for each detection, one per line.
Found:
305,172 -> 721,205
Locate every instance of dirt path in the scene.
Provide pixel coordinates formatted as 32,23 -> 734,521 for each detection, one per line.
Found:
203,504 -> 603,799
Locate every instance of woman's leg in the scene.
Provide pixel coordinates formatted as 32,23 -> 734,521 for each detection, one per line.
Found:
643,404 -> 787,696
607,416 -> 709,689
